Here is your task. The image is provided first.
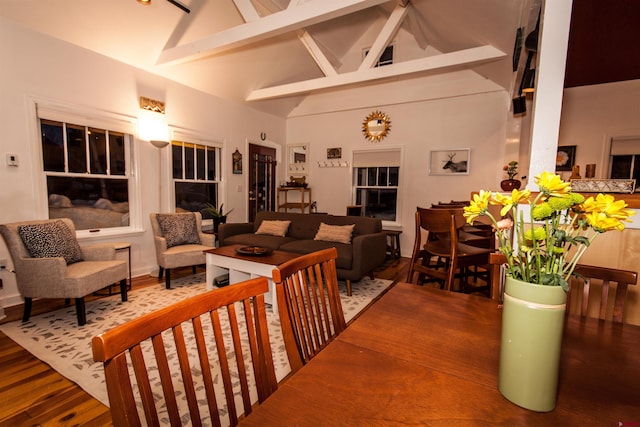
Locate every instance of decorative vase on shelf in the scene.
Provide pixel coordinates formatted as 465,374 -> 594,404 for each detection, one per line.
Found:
498,277 -> 567,412
500,179 -> 521,191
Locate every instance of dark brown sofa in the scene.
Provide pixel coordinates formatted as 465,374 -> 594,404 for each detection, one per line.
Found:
218,211 -> 387,295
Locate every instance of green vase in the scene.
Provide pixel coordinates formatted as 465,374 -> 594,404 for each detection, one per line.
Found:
498,277 -> 567,412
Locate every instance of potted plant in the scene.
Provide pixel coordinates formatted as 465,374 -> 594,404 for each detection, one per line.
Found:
500,161 -> 521,191
464,171 -> 635,412
202,203 -> 234,233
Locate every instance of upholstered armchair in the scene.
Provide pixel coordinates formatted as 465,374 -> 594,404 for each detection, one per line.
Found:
0,218 -> 128,326
149,212 -> 215,289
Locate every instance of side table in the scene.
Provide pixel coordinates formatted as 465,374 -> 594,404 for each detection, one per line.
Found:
383,230 -> 402,260
94,242 -> 132,296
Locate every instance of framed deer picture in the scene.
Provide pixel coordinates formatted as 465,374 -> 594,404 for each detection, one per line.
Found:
429,149 -> 470,175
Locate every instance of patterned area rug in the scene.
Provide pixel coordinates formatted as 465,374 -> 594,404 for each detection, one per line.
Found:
0,273 -> 392,425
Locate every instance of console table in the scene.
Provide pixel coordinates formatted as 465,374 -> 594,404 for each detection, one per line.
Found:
277,187 -> 312,213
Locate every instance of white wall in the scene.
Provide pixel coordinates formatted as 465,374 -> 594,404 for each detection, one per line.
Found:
287,90 -> 511,256
0,18 -> 286,307
558,79 -> 640,179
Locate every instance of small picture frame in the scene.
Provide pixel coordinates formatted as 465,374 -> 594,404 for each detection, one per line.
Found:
327,147 -> 342,159
556,145 -> 576,172
232,149 -> 242,174
429,149 -> 470,175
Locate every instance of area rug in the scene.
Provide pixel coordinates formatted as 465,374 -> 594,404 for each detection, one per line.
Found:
0,273 -> 392,424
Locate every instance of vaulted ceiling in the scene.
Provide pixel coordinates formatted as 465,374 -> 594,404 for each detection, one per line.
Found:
3,0 -> 636,118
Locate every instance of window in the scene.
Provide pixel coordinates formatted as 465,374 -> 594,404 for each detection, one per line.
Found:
171,140 -> 222,219
352,149 -> 401,222
39,117 -> 134,231
363,45 -> 394,67
609,137 -> 640,181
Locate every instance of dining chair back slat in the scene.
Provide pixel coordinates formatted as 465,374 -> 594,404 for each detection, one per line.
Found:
272,248 -> 346,373
570,264 -> 638,323
92,277 -> 277,427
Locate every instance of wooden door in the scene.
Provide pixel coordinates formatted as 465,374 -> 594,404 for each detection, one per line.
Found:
248,144 -> 276,222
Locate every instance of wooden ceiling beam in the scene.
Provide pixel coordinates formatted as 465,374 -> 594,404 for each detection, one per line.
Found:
156,0 -> 392,66
246,45 -> 506,101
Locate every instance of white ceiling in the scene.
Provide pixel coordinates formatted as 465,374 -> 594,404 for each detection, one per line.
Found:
1,0 -> 539,117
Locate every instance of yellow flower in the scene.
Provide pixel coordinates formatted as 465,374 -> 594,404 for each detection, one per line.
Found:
491,189 -> 531,216
464,190 -> 492,224
535,171 -> 571,197
585,211 -> 626,232
580,194 -> 636,223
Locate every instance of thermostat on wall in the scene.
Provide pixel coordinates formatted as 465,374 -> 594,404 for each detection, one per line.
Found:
6,153 -> 18,167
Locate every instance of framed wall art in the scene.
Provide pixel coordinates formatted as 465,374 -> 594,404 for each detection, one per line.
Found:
555,145 -> 576,172
327,147 -> 342,159
429,149 -> 470,175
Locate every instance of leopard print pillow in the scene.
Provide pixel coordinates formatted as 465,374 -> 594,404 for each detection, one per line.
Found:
18,220 -> 84,264
156,213 -> 201,248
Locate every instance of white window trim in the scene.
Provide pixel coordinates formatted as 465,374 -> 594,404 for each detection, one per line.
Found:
352,146 -> 404,228
27,96 -> 143,239
167,129 -> 226,220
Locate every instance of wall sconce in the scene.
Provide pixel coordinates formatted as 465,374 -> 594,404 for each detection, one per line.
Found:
138,96 -> 169,147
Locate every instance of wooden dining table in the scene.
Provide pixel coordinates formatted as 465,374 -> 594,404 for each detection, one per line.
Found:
240,282 -> 640,426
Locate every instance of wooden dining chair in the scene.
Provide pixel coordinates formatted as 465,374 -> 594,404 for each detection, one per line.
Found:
569,264 -> 638,323
272,247 -> 346,374
406,207 -> 492,293
91,277 -> 277,427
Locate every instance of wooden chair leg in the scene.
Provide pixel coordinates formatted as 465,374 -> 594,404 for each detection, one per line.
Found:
22,297 -> 32,322
75,297 -> 86,326
165,268 -> 171,289
120,278 -> 128,302
346,279 -> 352,296
192,266 -> 197,274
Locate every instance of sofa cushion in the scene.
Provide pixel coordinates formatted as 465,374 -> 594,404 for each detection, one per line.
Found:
314,223 -> 355,244
18,220 -> 84,264
224,233 -> 297,250
156,213 -> 200,248
280,240 -> 353,270
255,220 -> 291,237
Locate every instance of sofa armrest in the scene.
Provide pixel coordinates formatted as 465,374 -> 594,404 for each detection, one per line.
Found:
218,223 -> 254,245
350,232 -> 387,277
81,243 -> 117,261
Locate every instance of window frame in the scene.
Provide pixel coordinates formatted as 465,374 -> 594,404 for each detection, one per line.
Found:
169,131 -> 224,227
28,97 -> 142,239
352,147 -> 403,227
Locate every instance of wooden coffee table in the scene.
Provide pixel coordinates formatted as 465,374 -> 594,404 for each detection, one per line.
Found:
204,244 -> 300,312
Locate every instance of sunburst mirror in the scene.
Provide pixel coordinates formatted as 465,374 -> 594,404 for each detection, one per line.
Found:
362,111 -> 391,142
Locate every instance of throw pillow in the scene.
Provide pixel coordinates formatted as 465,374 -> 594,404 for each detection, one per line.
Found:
156,213 -> 201,248
18,220 -> 84,264
255,220 -> 291,237
314,223 -> 355,244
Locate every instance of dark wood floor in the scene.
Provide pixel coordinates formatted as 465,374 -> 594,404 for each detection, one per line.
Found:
0,258 -> 410,426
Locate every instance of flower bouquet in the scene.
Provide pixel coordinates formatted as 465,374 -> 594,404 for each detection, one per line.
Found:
464,171 -> 635,290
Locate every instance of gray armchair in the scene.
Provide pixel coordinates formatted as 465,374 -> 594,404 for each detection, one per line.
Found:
149,212 -> 215,289
0,218 -> 128,326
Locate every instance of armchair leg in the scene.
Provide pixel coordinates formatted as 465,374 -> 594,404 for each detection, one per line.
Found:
75,298 -> 87,326
120,278 -> 128,302
158,266 -> 164,279
22,298 -> 32,322
346,279 -> 352,297
165,268 -> 171,289
192,266 -> 197,274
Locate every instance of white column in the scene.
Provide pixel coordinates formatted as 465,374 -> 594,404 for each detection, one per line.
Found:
526,0 -> 574,188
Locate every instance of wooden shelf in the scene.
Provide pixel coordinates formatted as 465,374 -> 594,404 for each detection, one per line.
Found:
277,187 -> 312,213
